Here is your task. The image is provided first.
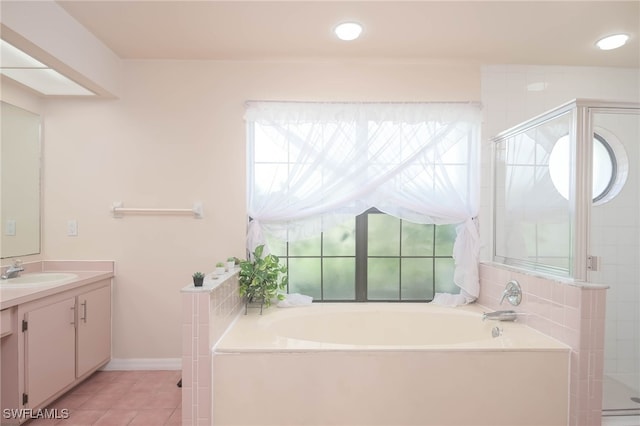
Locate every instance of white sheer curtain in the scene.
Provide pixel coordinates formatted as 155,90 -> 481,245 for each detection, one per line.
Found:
245,101 -> 481,300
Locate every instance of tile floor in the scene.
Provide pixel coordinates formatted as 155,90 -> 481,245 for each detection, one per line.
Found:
26,370 -> 181,426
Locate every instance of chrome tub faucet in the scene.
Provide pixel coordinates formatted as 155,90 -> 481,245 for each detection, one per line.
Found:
500,279 -> 522,306
482,310 -> 518,322
482,280 -> 523,322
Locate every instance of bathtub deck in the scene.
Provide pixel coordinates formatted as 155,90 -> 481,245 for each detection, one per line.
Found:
215,302 -> 570,352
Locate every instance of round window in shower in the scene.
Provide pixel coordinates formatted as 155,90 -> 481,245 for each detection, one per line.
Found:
548,128 -> 628,205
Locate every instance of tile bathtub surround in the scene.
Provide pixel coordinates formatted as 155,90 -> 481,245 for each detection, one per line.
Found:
26,370 -> 182,425
479,263 -> 608,426
181,270 -> 243,426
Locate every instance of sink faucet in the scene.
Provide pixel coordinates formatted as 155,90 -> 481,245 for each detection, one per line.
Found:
1,260 -> 24,279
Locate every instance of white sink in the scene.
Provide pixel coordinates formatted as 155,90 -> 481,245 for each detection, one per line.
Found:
1,273 -> 78,288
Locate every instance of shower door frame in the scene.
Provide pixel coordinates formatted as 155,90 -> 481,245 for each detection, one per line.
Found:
585,104 -> 640,416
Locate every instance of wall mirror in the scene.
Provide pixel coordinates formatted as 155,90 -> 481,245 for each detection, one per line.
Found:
1,101 -> 41,258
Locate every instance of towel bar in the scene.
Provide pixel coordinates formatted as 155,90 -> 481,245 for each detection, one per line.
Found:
111,201 -> 203,218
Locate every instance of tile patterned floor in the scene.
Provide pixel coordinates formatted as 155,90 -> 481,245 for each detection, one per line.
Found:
26,370 -> 181,426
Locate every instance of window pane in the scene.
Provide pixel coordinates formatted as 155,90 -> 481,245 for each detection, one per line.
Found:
401,222 -> 434,256
253,164 -> 288,196
368,214 -> 400,256
549,133 -> 617,202
367,122 -> 406,164
401,258 -> 433,300
368,258 -> 399,300
435,224 -> 457,256
323,219 -> 356,256
253,125 -> 289,163
323,258 -> 355,300
435,164 -> 470,198
288,258 -> 321,299
263,216 -> 456,303
434,258 -> 457,294
289,235 -> 321,256
264,234 -> 286,257
441,137 -> 469,164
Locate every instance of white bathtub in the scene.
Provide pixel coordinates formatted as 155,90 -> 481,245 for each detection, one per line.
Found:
213,303 -> 570,426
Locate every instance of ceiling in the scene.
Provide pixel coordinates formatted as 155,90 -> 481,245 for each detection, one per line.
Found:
57,1 -> 640,67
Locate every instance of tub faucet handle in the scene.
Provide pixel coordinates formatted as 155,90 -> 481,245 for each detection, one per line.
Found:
500,280 -> 522,306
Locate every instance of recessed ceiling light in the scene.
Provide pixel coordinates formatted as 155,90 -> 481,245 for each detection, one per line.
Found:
596,34 -> 629,50
334,22 -> 363,41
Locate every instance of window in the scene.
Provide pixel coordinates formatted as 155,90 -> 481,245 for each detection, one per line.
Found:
548,130 -> 627,205
246,102 -> 482,300
265,209 -> 458,302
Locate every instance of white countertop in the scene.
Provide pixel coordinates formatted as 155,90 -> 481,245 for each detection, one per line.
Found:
0,261 -> 115,310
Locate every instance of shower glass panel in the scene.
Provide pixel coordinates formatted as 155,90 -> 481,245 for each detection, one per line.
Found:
493,109 -> 574,276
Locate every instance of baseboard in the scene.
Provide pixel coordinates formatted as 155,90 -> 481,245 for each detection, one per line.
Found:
101,358 -> 181,371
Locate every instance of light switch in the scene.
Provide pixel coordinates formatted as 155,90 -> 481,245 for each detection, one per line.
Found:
5,220 -> 16,236
67,220 -> 78,236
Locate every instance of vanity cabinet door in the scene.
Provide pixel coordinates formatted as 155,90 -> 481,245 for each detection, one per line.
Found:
76,284 -> 111,378
24,297 -> 76,409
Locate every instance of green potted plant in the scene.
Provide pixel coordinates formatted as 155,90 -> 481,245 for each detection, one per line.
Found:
226,257 -> 236,271
215,262 -> 225,275
192,272 -> 205,287
238,244 -> 287,314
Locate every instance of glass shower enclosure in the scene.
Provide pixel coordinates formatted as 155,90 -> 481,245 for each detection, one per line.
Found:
492,99 -> 640,418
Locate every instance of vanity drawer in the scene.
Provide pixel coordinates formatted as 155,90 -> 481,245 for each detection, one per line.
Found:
1,307 -> 15,337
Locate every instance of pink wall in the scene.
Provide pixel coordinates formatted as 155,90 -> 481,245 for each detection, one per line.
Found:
479,263 -> 607,426
38,59 -> 479,361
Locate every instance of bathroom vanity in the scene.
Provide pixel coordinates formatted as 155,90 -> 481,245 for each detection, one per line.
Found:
0,261 -> 114,424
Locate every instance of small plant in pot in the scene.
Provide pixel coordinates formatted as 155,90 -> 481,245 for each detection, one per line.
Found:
192,272 -> 205,287
238,244 -> 287,314
226,257 -> 236,271
215,262 -> 225,275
